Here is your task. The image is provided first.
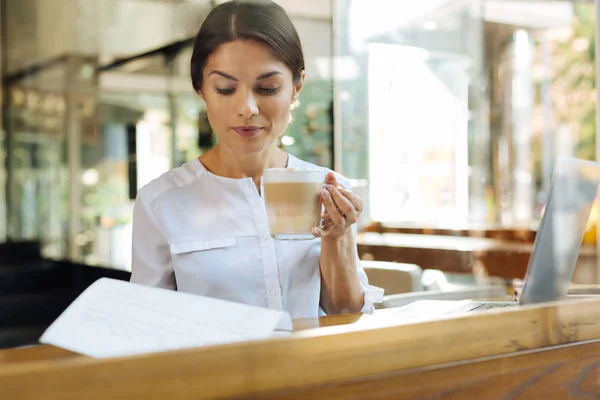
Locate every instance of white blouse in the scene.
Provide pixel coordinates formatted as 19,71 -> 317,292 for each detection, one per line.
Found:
130,154 -> 383,319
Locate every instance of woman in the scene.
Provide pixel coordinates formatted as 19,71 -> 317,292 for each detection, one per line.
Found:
130,0 -> 383,318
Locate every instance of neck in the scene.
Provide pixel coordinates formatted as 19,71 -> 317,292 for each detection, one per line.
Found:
201,144 -> 288,184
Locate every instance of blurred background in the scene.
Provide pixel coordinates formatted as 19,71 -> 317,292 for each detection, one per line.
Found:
0,0 -> 597,274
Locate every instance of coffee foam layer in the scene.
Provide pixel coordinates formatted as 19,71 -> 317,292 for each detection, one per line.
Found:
263,168 -> 324,183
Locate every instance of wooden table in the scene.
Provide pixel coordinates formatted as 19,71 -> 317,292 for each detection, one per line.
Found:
3,297 -> 600,399
357,232 -> 598,283
366,221 -> 538,242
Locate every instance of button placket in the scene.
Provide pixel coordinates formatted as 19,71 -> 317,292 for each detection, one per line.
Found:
241,179 -> 283,310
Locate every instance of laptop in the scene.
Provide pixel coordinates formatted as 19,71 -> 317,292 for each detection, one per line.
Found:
408,156 -> 600,317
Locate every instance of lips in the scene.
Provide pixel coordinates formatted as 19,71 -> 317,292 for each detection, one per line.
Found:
232,126 -> 263,137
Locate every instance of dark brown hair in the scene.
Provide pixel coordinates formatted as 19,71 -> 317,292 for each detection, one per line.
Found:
190,0 -> 305,93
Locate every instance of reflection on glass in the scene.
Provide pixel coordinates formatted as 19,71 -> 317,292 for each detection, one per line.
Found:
279,17 -> 334,169
368,43 -> 470,223
335,0 -> 486,225
497,29 -> 536,227
490,3 -> 595,229
335,0 -> 595,230
6,82 -> 69,259
80,93 -> 183,269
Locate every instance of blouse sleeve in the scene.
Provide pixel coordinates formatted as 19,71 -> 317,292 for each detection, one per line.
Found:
335,174 -> 385,313
352,222 -> 384,313
130,189 -> 176,289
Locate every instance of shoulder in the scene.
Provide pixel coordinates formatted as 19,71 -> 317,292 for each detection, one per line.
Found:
288,154 -> 353,190
136,158 -> 205,205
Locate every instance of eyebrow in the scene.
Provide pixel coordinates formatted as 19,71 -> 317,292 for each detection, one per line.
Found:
256,71 -> 283,80
208,70 -> 283,82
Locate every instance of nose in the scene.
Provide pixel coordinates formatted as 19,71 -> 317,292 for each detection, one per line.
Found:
237,90 -> 259,119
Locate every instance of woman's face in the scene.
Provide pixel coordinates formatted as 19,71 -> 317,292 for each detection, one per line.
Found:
200,39 -> 303,156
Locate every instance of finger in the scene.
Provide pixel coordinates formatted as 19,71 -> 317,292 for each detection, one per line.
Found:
321,211 -> 333,219
320,216 -> 333,227
326,185 -> 356,223
319,212 -> 333,228
312,221 -> 335,238
321,188 -> 345,226
337,187 -> 363,212
324,171 -> 338,187
322,219 -> 335,227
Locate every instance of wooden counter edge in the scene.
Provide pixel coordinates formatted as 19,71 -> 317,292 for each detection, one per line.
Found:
0,313 -> 363,365
259,338 -> 600,399
3,297 -> 600,400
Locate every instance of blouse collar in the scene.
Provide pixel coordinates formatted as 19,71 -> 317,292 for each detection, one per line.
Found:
191,153 -> 300,177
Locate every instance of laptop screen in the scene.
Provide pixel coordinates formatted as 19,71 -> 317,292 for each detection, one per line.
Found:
520,157 -> 600,305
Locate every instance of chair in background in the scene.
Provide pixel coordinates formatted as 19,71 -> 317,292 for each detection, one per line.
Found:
0,240 -> 42,267
0,255 -> 131,349
361,260 -> 423,296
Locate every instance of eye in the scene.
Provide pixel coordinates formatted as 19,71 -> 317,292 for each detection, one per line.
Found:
215,88 -> 235,96
257,87 -> 280,95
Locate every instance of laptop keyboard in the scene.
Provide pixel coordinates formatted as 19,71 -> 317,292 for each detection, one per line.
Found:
469,302 -> 514,311
447,301 -> 516,315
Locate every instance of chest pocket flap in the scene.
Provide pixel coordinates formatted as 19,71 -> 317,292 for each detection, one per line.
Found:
169,237 -> 237,255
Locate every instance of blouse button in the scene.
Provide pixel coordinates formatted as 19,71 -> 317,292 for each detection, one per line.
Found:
270,288 -> 280,297
262,233 -> 270,241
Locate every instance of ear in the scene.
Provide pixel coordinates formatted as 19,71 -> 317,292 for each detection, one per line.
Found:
291,70 -> 306,104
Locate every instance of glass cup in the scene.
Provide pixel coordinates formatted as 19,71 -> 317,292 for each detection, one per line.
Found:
263,168 -> 324,240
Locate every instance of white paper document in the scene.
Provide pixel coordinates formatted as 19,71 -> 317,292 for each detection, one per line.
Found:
355,300 -> 472,327
39,278 -> 292,359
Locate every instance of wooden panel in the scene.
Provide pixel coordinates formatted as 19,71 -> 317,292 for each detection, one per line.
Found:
2,298 -> 600,399
258,339 -> 600,399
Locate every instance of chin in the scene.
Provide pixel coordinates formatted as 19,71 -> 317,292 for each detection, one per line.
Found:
228,133 -> 278,155
234,141 -> 271,156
